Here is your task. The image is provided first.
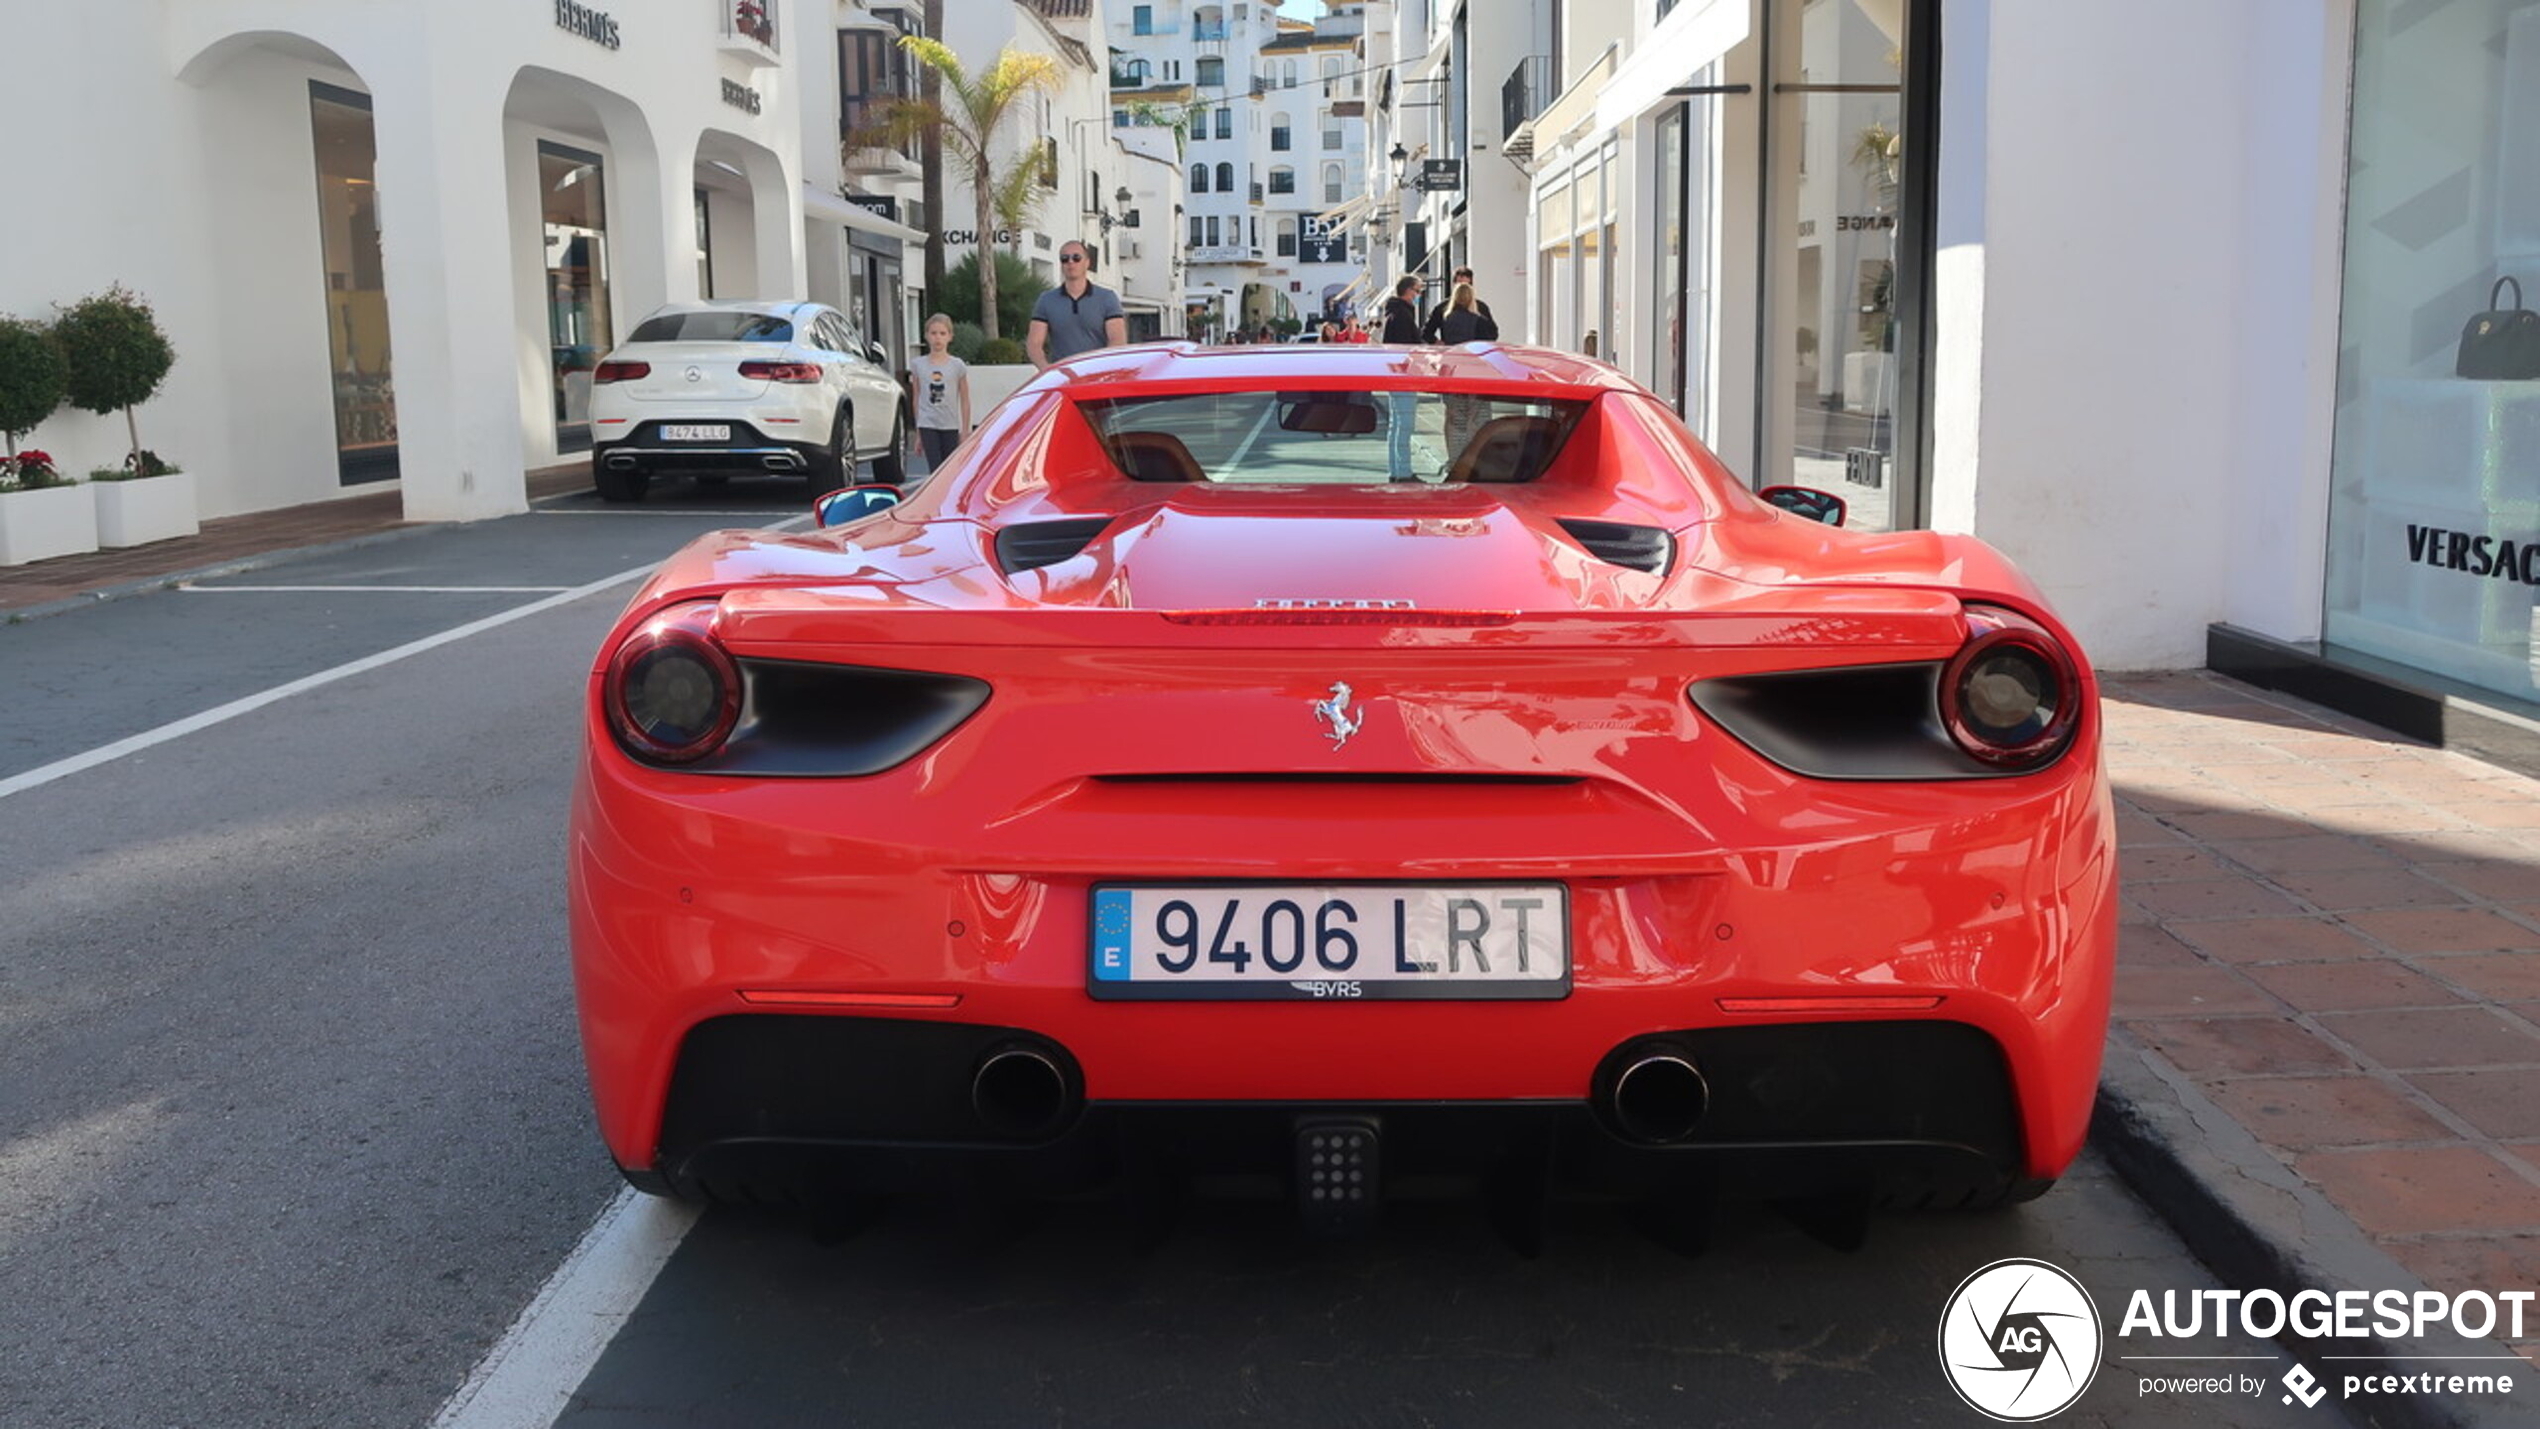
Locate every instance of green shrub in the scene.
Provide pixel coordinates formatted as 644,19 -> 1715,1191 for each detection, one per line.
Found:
978,337 -> 1028,366
948,320 -> 987,364
0,316 -> 66,453
53,285 -> 175,470
935,252 -> 1047,344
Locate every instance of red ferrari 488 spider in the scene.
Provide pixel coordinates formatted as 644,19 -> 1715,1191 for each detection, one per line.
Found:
568,342 -> 2115,1232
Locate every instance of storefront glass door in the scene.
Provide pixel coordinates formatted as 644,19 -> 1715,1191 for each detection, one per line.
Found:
541,141 -> 613,453
309,83 -> 396,485
1762,0 -> 1933,532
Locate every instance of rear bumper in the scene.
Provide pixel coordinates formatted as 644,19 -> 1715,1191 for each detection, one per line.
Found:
641,1014 -> 2035,1208
592,440 -> 813,476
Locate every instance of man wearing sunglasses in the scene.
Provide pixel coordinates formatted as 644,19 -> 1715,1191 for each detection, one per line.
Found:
1026,242 -> 1128,369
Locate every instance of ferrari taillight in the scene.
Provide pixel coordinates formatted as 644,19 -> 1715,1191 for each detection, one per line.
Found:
1940,605 -> 2080,770
591,361 -> 650,383
739,361 -> 824,383
604,602 -> 742,765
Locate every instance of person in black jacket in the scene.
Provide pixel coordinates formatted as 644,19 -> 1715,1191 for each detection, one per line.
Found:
1422,266 -> 1497,342
1380,274 -> 1426,343
1436,282 -> 1494,344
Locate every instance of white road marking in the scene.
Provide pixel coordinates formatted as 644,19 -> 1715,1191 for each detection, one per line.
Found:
426,1187 -> 702,1429
178,584 -> 576,594
0,513 -> 812,803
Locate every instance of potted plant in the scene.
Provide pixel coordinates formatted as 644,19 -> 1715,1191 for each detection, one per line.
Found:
0,314 -> 95,565
90,447 -> 197,548
52,284 -> 191,545
0,447 -> 97,565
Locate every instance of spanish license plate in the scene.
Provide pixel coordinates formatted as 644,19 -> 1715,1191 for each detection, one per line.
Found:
1089,883 -> 1569,1000
659,424 -> 730,442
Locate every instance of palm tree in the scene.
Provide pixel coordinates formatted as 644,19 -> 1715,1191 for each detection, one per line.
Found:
863,38 -> 1061,341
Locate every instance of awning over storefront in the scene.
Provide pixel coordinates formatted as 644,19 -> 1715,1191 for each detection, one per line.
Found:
1315,193 -> 1375,236
801,183 -> 927,244
1595,0 -> 1748,133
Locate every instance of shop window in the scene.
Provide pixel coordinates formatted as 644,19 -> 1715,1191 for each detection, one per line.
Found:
1756,0 -> 1936,536
539,140 -> 613,454
308,82 -> 397,485
2323,0 -> 2540,704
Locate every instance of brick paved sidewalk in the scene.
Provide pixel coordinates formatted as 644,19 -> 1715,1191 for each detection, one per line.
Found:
2103,671 -> 2540,1369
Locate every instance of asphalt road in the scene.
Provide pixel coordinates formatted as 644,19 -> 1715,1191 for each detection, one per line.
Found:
0,472 -> 2344,1428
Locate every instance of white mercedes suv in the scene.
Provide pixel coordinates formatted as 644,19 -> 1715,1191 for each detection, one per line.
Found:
588,301 -> 905,500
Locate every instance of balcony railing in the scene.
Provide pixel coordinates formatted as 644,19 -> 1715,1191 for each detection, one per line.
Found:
1502,54 -> 1550,140
722,0 -> 780,65
1250,181 -> 1264,203
1190,243 -> 1264,264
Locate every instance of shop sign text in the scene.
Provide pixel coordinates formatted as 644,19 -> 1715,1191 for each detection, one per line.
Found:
556,0 -> 621,48
2407,523 -> 2540,585
721,78 -> 762,114
941,229 -> 1025,248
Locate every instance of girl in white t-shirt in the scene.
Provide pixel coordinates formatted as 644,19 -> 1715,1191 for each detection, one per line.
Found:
908,312 -> 972,477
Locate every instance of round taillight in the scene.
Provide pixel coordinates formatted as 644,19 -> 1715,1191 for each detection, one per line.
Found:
1940,605 -> 2080,769
604,603 -> 742,765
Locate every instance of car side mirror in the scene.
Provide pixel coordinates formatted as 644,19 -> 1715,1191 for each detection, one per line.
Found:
1757,484 -> 1847,527
814,484 -> 903,528
866,343 -> 889,367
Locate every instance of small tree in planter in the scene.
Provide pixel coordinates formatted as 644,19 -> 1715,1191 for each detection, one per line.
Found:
0,314 -> 66,461
54,285 -> 175,473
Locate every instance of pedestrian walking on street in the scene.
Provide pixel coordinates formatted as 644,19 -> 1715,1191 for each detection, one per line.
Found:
1436,281 -> 1494,345
909,312 -> 970,478
1380,274 -> 1426,344
1026,241 -> 1127,369
1422,266 -> 1497,343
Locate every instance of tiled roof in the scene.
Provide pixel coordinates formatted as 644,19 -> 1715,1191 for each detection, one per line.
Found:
1028,0 -> 1092,16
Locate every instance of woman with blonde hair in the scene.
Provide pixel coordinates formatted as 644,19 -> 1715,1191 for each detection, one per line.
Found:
1438,281 -> 1496,344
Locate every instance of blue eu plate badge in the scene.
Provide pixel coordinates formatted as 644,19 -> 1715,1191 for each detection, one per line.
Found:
1093,888 -> 1134,981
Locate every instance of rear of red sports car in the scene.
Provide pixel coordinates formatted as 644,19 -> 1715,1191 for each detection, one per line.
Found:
568,344 -> 2116,1225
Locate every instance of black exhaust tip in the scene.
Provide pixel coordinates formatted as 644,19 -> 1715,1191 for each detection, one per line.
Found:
1600,1043 -> 1710,1145
971,1044 -> 1074,1139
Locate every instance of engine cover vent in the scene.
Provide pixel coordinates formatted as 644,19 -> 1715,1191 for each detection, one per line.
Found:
994,517 -> 1115,574
1555,519 -> 1675,576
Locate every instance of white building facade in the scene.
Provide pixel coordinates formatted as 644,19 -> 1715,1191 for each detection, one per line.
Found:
1112,0 -> 1369,337
2,0 -> 840,524
1374,0 -> 2540,738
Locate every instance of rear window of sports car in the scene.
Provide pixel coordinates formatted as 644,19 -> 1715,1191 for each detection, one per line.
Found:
627,312 -> 795,343
1079,391 -> 1588,484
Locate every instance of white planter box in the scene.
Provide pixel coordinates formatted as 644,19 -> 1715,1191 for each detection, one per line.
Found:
0,482 -> 100,566
93,470 -> 199,548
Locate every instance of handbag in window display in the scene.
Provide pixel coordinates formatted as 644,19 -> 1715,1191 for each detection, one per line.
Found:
2456,276 -> 2540,380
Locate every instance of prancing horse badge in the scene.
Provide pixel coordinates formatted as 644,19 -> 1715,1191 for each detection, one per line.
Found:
1311,682 -> 1362,750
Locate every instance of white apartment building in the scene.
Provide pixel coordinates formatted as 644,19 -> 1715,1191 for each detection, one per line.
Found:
1111,0 -> 1369,337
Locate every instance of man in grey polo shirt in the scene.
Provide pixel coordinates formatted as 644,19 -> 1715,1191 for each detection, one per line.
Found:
1026,241 -> 1128,368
